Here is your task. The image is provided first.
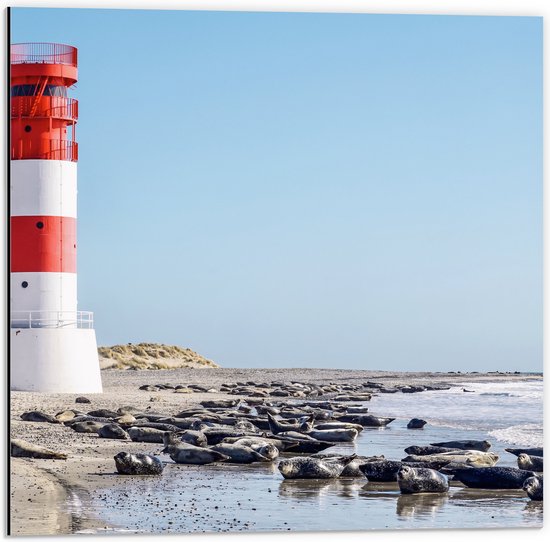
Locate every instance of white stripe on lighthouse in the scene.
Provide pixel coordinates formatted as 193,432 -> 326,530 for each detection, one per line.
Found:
10,160 -> 77,218
11,272 -> 77,315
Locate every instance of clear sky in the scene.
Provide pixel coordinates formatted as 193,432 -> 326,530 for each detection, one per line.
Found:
10,8 -> 542,371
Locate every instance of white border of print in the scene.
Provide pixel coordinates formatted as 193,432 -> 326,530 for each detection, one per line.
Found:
1,2 -> 547,542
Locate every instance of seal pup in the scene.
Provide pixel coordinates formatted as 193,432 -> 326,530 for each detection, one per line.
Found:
278,454 -> 357,479
517,453 -> 543,472
114,452 -> 164,475
523,475 -> 543,501
430,439 -> 491,452
359,460 -> 404,482
99,424 -> 130,440
11,439 -> 67,460
407,418 -> 427,429
451,467 -> 535,489
506,447 -> 543,458
397,465 -> 449,494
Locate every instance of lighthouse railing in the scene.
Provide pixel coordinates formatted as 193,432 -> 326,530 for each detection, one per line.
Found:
10,311 -> 94,329
11,43 -> 77,67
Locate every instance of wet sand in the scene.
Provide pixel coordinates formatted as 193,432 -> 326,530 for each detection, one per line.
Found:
9,368 -> 542,535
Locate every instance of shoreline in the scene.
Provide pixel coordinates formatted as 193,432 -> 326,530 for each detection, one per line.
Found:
9,369 -> 543,535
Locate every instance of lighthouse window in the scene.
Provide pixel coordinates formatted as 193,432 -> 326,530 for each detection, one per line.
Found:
21,281 -> 28,288
11,85 -> 68,98
24,125 -> 32,133
36,221 -> 44,229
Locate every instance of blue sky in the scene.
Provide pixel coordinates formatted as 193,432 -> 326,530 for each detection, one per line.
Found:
11,8 -> 542,371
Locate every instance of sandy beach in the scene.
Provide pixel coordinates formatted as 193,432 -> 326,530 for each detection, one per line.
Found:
9,368 -> 542,535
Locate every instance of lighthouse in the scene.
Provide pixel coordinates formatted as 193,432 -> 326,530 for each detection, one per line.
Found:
10,43 -> 102,393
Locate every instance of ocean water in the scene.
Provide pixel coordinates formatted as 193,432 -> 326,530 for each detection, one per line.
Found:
85,379 -> 543,534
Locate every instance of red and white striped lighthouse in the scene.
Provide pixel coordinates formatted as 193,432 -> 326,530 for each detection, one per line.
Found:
10,43 -> 102,393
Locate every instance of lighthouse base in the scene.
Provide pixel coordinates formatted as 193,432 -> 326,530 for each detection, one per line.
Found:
10,328 -> 103,393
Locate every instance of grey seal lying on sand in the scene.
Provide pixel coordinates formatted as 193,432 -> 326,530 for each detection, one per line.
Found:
11,439 -> 67,460
278,454 -> 357,479
451,467 -> 535,489
397,465 -> 449,494
114,452 -> 164,475
359,460 -> 404,482
430,439 -> 491,452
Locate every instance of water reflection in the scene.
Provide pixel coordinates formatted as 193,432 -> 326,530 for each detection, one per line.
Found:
396,493 -> 448,518
522,501 -> 543,518
278,479 -> 365,501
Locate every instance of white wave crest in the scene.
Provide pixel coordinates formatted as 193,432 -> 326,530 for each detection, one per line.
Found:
488,423 -> 543,447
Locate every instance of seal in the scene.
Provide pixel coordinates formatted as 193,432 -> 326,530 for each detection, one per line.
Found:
210,443 -> 271,463
128,427 -> 167,443
523,475 -> 543,501
397,465 -> 449,494
164,430 -> 207,448
11,438 -> 67,460
451,467 -> 535,489
407,418 -> 427,429
71,421 -> 108,434
403,451 -> 499,468
430,439 -> 491,452
267,413 -> 314,435
99,424 -> 130,440
506,447 -> 543,458
335,414 -> 395,427
114,452 -> 164,475
359,460 -> 404,482
313,454 -> 385,477
229,438 -> 280,460
20,411 -> 60,424
162,441 -> 229,465
278,454 -> 357,479
517,453 -> 543,472
305,428 -> 359,442
404,445 -> 462,456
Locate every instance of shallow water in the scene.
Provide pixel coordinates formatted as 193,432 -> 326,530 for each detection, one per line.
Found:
88,380 -> 543,533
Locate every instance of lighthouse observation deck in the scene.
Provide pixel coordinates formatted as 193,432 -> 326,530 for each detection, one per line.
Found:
11,311 -> 94,329
11,42 -> 77,66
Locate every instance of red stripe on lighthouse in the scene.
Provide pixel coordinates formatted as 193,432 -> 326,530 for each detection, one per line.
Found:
11,216 -> 76,273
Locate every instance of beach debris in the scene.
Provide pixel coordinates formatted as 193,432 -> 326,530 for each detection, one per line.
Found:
11,438 -> 67,460
430,439 -> 491,452
517,453 -> 543,472
451,467 -> 536,489
114,452 -> 164,475
278,454 -> 357,479
407,418 -> 427,429
397,465 -> 449,494
20,411 -> 60,424
523,475 -> 543,501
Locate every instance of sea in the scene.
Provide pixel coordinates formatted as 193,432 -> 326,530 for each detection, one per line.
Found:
83,378 -> 543,534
